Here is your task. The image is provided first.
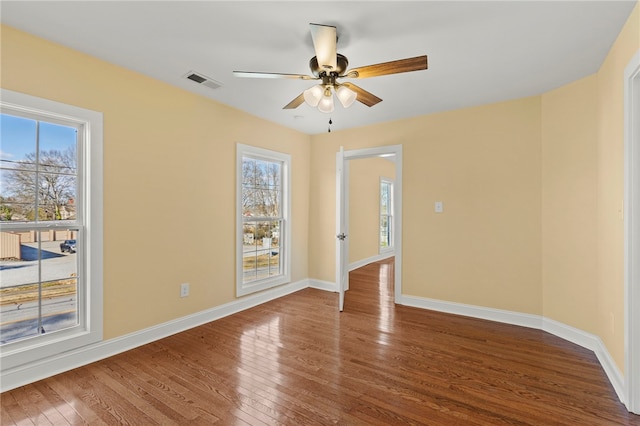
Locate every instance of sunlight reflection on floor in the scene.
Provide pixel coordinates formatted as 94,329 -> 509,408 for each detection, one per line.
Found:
378,261 -> 394,334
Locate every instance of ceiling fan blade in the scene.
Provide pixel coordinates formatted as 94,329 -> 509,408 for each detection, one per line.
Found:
346,55 -> 428,79
309,23 -> 337,72
233,71 -> 316,80
342,83 -> 382,107
283,92 -> 306,109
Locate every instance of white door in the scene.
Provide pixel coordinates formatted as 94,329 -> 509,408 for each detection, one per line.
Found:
336,147 -> 349,311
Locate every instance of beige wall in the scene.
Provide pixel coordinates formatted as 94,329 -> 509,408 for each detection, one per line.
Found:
541,75 -> 598,332
310,97 -> 543,315
595,3 -> 640,370
0,25 -> 311,339
540,2 -> 639,372
348,158 -> 395,264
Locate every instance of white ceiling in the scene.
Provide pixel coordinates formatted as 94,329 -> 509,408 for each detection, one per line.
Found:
1,1 -> 636,135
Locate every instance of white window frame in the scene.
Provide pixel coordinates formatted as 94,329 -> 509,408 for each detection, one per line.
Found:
0,89 -> 103,371
236,143 -> 291,297
380,177 -> 394,254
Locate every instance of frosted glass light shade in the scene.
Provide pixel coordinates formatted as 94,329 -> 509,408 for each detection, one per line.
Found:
336,85 -> 357,108
318,93 -> 335,113
303,85 -> 323,107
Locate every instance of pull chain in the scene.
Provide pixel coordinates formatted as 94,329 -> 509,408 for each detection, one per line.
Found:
328,118 -> 332,133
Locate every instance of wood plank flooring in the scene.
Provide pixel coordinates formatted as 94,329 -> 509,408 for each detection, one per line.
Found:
2,258 -> 639,425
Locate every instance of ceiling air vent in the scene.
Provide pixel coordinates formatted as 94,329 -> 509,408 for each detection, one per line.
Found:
183,71 -> 222,90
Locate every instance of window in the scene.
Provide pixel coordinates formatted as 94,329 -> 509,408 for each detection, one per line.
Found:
0,89 -> 102,370
380,178 -> 394,253
236,144 -> 290,296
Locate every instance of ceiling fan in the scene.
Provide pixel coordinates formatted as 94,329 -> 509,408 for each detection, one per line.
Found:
233,23 -> 428,113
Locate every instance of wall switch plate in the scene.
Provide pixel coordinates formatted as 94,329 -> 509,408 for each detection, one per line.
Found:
180,283 -> 190,298
435,201 -> 443,213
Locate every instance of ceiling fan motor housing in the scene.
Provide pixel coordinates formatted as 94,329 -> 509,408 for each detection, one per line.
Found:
310,53 -> 349,77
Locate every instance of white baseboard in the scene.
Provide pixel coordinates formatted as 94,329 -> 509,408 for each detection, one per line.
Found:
308,278 -> 337,292
542,317 -> 625,404
0,278 -> 309,392
2,277 -> 627,410
398,294 -> 543,329
349,252 -> 394,272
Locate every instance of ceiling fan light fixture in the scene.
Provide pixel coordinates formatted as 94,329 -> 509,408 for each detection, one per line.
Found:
303,84 -> 323,107
336,85 -> 357,108
235,22 -> 429,118
318,89 -> 335,113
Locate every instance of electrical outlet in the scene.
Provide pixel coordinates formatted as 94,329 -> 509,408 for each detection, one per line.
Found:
180,283 -> 190,298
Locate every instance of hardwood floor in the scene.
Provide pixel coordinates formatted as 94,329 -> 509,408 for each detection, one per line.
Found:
2,258 -> 639,425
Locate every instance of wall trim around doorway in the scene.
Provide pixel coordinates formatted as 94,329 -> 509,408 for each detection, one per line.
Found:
623,47 -> 640,414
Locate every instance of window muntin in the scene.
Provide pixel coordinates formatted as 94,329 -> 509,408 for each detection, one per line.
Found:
380,178 -> 394,252
237,144 -> 290,296
0,89 -> 102,371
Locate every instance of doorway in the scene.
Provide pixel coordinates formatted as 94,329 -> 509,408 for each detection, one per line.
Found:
348,157 -> 396,270
336,145 -> 403,311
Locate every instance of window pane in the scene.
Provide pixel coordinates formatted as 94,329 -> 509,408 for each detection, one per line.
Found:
242,158 -> 256,186
0,232 -> 39,285
242,187 -> 257,217
242,221 -> 258,283
0,284 -> 41,344
255,160 -> 269,189
267,162 -> 280,188
0,229 -> 79,344
1,114 -> 38,224
380,215 -> 390,247
42,277 -> 78,335
38,174 -> 77,221
242,188 -> 280,218
1,169 -> 36,222
38,122 -> 77,172
37,143 -> 77,223
242,158 -> 281,218
1,115 -> 77,224
0,114 -> 37,171
380,180 -> 393,250
41,230 -> 78,282
261,188 -> 280,217
242,220 -> 281,284
381,183 -> 390,215
244,158 -> 270,190
255,249 -> 271,281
